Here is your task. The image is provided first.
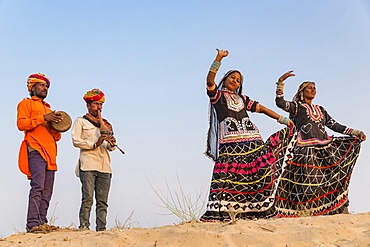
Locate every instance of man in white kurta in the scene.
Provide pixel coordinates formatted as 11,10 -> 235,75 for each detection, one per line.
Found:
72,89 -> 116,231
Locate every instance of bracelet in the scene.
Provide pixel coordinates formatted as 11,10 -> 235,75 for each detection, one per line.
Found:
206,84 -> 216,91
276,82 -> 285,97
276,82 -> 285,90
350,129 -> 362,137
255,104 -> 261,113
209,60 -> 221,73
277,116 -> 290,125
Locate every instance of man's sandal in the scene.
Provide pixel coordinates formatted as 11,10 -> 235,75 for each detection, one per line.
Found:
27,225 -> 45,234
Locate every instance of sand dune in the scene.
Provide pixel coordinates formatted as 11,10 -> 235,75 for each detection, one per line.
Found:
2,212 -> 370,247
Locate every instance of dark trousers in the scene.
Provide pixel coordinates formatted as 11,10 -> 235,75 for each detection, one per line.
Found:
79,170 -> 111,231
26,151 -> 55,229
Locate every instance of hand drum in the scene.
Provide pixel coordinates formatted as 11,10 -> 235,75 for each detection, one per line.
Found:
50,111 -> 72,132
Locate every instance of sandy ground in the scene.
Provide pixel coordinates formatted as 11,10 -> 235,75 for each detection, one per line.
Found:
1,213 -> 370,247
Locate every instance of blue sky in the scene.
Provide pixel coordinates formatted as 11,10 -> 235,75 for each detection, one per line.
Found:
1,0 -> 369,237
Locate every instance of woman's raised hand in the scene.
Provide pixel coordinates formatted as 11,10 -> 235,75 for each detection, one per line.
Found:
216,49 -> 229,61
278,70 -> 295,83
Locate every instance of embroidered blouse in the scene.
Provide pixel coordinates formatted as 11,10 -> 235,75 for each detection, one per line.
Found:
207,85 -> 263,144
276,84 -> 353,146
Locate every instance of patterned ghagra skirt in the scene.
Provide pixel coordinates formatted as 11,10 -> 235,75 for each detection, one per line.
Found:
200,127 -> 295,222
200,128 -> 362,222
275,136 -> 361,217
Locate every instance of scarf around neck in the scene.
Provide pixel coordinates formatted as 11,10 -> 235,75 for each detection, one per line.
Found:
83,113 -> 113,134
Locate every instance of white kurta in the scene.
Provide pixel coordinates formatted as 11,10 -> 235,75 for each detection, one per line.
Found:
71,117 -> 115,176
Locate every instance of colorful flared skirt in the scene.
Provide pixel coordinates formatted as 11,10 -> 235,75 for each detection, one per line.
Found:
200,127 -> 294,222
275,136 -> 362,217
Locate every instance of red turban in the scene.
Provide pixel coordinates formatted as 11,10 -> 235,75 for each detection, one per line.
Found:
83,89 -> 106,102
27,73 -> 50,92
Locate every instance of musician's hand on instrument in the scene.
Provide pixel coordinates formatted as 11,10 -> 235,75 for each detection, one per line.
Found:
95,134 -> 108,147
107,135 -> 116,143
44,111 -> 63,123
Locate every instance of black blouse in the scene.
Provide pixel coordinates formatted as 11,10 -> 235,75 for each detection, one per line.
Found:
276,96 -> 353,146
207,86 -> 263,144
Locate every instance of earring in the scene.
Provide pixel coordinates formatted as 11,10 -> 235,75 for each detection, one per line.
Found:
300,94 -> 304,101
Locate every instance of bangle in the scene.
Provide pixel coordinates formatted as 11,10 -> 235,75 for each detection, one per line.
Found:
276,82 -> 285,98
277,116 -> 290,125
255,104 -> 261,113
206,84 -> 216,91
350,129 -> 362,137
276,81 -> 285,86
209,60 -> 221,73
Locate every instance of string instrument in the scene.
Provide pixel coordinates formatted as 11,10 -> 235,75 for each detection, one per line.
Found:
97,110 -> 125,154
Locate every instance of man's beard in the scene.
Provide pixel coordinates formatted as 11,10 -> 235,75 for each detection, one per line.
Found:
34,91 -> 47,99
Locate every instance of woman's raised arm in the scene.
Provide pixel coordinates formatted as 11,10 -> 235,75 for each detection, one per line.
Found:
276,71 -> 297,113
206,49 -> 229,87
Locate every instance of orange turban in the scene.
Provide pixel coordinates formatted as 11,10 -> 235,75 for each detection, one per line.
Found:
83,89 -> 106,102
27,73 -> 50,92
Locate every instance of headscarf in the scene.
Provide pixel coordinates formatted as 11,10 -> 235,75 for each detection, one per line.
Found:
27,73 -> 50,92
205,70 -> 244,161
293,81 -> 315,102
83,88 -> 106,102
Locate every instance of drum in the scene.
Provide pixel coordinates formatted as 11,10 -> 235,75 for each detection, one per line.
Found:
50,111 -> 72,132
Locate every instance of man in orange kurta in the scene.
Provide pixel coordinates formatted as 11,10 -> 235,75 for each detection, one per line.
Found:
17,73 -> 62,233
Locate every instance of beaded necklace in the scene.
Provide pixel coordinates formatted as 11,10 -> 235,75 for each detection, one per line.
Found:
223,89 -> 244,112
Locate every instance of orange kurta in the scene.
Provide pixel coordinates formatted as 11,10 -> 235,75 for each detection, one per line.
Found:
17,96 -> 61,179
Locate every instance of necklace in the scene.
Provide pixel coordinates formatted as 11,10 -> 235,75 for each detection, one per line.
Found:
223,90 -> 244,111
302,103 -> 322,122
